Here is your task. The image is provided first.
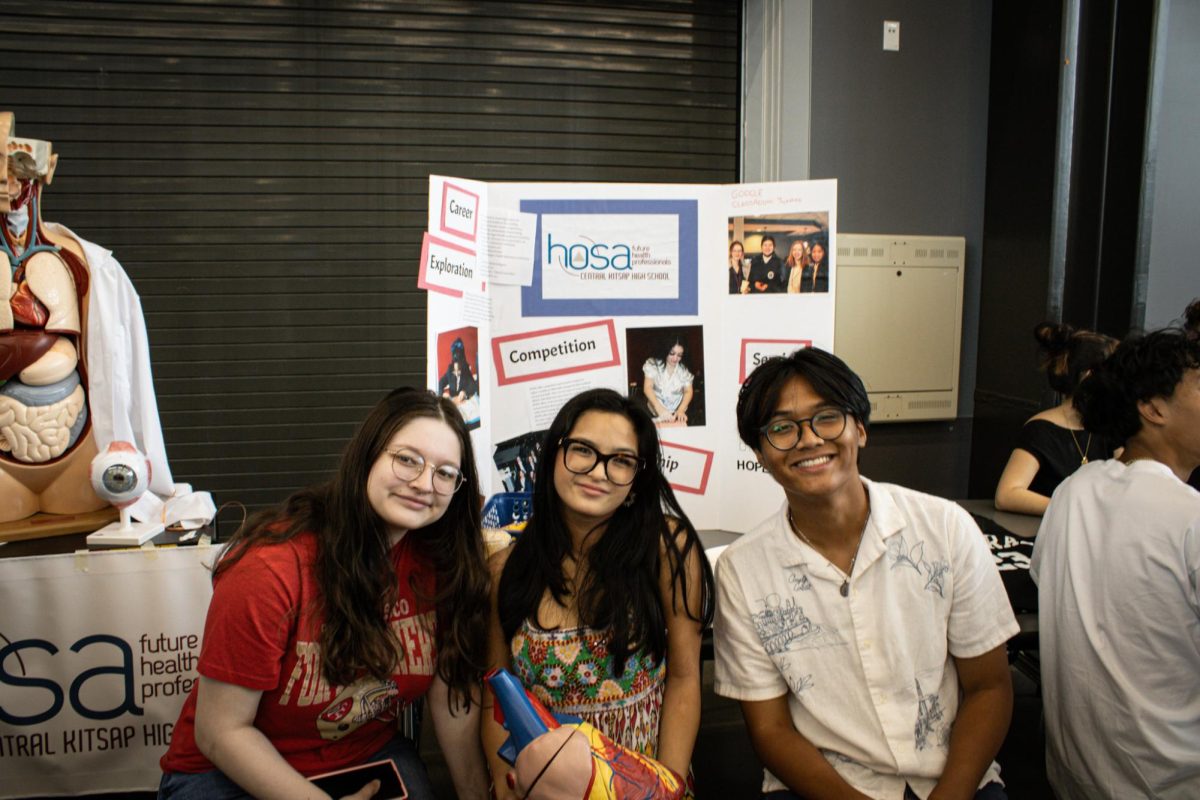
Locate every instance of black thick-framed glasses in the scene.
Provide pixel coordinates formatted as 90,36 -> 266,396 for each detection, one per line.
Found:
389,448 -> 464,495
559,438 -> 644,486
759,408 -> 849,450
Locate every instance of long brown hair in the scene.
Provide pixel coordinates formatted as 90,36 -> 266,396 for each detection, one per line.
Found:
729,239 -> 745,267
214,388 -> 489,702
785,240 -> 808,270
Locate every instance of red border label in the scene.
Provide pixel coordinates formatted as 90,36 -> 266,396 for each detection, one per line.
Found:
658,440 -> 714,495
738,338 -> 812,382
439,182 -> 480,242
417,232 -> 482,298
491,319 -> 621,386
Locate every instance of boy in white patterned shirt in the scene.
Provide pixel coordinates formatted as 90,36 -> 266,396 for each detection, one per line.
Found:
714,348 -> 1017,800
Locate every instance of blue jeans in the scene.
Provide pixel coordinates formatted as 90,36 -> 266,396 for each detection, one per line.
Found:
764,782 -> 1007,800
158,734 -> 436,800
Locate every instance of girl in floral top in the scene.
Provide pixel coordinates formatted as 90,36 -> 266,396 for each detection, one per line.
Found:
482,388 -> 714,798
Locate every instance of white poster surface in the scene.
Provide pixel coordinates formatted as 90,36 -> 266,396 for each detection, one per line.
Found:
426,177 -> 837,532
483,209 -> 537,286
0,547 -> 218,798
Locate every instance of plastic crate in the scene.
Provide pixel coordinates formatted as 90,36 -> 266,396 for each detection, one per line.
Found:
482,492 -> 533,531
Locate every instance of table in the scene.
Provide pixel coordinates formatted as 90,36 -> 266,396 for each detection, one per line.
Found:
698,529 -> 740,551
956,499 -> 1040,538
957,499 -> 1038,615
0,508 -> 120,557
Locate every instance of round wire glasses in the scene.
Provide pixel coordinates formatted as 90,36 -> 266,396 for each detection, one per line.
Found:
389,448 -> 464,495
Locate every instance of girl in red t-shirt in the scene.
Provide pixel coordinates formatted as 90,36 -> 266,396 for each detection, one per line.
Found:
160,388 -> 491,800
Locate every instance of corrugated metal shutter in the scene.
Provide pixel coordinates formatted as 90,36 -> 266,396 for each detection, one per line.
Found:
0,0 -> 739,526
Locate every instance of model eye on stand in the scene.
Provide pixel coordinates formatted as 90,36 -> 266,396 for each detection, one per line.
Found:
86,441 -> 164,546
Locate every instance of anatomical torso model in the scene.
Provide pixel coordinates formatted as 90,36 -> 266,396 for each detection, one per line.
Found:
1,112 -> 106,522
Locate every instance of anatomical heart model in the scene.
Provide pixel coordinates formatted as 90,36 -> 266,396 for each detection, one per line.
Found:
486,668 -> 685,800
0,112 -> 171,523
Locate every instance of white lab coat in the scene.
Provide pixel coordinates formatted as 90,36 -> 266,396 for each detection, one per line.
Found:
48,223 -> 175,498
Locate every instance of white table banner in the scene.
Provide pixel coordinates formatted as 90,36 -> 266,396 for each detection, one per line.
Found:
0,546 -> 217,797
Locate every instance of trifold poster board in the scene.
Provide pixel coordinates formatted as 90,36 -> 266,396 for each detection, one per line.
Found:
425,177 -> 837,532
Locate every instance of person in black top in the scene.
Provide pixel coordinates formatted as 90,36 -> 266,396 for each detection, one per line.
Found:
747,235 -> 785,293
797,239 -> 830,294
994,322 -> 1119,515
728,239 -> 749,294
438,338 -> 478,405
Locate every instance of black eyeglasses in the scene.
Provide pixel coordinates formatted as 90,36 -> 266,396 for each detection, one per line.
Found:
559,438 -> 644,486
388,448 -> 464,495
759,408 -> 849,450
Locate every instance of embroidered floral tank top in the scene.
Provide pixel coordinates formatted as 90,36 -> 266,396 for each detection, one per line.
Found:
510,620 -> 666,756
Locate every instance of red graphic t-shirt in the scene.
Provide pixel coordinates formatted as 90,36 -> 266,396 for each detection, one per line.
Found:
161,531 -> 437,776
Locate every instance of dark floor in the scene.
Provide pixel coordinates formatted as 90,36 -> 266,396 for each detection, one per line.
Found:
33,664 -> 1051,800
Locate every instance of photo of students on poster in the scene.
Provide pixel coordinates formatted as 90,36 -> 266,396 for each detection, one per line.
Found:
492,430 -> 545,493
625,325 -> 706,428
435,326 -> 481,430
728,211 -> 830,294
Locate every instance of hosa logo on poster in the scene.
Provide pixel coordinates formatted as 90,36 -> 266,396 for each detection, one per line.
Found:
546,234 -> 632,272
518,197 -> 697,317
540,213 -> 680,300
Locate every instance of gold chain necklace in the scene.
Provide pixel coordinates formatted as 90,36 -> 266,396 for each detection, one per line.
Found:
1068,429 -> 1092,465
787,508 -> 865,597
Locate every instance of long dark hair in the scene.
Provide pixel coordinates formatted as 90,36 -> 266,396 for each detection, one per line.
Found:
447,337 -> 471,374
660,332 -> 688,368
1033,322 -> 1118,397
809,237 -> 828,265
497,388 -> 714,675
214,388 -> 489,701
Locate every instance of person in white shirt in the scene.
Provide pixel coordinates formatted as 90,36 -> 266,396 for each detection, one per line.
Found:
642,334 -> 695,427
1031,327 -> 1200,800
714,347 -> 1018,800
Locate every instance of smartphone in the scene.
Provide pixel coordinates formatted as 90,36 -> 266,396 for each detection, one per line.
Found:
310,759 -> 407,800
